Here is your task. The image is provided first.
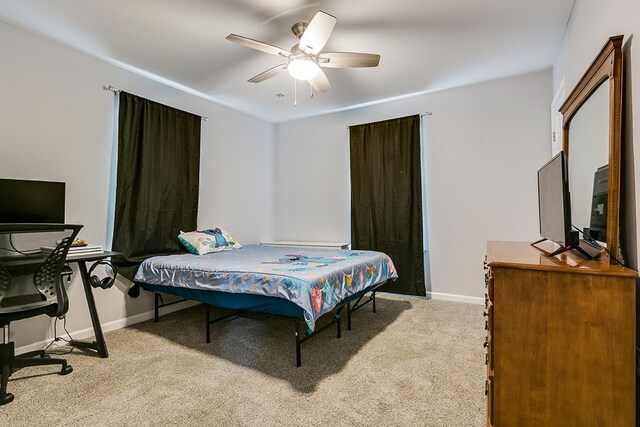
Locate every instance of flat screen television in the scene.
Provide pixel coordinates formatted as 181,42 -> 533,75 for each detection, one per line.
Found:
587,164 -> 608,243
0,178 -> 65,223
535,152 -> 580,256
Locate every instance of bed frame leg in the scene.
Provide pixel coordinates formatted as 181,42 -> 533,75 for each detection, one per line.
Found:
205,304 -> 211,344
346,303 -> 352,331
154,293 -> 160,322
372,292 -> 377,313
335,310 -> 342,339
294,321 -> 302,368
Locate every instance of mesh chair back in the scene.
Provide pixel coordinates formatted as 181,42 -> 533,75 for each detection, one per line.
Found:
33,236 -> 75,316
0,262 -> 9,307
0,224 -> 81,317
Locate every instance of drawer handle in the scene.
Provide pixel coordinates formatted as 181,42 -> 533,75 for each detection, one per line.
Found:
483,338 -> 488,348
485,380 -> 489,396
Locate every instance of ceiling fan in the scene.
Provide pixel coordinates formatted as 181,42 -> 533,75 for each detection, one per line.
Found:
226,11 -> 381,93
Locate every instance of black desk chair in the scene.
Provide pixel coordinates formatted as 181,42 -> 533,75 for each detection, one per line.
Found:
0,224 -> 82,405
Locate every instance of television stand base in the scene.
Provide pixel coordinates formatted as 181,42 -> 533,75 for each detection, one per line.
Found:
531,238 -> 594,260
531,238 -> 547,247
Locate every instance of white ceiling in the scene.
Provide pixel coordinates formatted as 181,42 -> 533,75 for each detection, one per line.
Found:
0,0 -> 575,123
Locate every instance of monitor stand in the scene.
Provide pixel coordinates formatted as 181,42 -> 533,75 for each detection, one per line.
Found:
531,238 -> 595,260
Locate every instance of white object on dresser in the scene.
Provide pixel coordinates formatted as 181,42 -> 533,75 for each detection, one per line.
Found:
260,241 -> 350,250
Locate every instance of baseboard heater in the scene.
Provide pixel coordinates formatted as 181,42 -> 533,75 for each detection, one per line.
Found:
260,241 -> 350,250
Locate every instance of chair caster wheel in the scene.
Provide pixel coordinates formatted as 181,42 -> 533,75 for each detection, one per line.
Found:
0,393 -> 14,405
60,365 -> 73,375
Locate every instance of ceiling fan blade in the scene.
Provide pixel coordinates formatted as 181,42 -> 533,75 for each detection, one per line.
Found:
299,11 -> 337,54
226,34 -> 291,57
319,52 -> 381,68
248,64 -> 288,83
308,68 -> 331,93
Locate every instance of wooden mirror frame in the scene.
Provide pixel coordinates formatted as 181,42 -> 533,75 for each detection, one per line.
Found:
559,35 -> 624,262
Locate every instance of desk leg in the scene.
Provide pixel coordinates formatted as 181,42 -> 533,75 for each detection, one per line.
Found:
72,262 -> 109,358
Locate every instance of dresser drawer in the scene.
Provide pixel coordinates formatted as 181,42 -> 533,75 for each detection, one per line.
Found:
485,377 -> 494,427
486,330 -> 493,373
487,269 -> 494,302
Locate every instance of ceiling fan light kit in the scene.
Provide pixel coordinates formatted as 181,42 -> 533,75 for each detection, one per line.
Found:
225,10 -> 381,97
287,56 -> 319,80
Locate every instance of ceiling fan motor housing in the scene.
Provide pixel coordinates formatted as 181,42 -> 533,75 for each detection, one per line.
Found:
291,22 -> 309,39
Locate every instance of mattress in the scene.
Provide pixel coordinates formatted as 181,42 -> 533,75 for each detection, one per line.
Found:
134,244 -> 397,331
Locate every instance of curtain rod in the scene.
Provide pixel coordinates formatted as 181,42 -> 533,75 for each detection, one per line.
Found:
345,112 -> 432,128
103,85 -> 209,121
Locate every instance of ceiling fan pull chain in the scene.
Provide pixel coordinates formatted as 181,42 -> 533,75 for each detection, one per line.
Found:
294,78 -> 297,106
310,85 -> 314,99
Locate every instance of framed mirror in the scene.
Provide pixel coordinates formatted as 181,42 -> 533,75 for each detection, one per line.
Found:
560,35 -> 624,263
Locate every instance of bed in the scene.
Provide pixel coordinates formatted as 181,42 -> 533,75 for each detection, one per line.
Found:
134,244 -> 397,366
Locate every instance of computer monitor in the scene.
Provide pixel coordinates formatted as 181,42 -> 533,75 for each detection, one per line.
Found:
0,178 -> 65,223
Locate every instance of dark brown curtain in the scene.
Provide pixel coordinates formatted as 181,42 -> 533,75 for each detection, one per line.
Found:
350,115 -> 425,296
112,92 -> 201,280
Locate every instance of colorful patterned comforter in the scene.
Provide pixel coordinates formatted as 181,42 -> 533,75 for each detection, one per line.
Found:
134,244 -> 397,331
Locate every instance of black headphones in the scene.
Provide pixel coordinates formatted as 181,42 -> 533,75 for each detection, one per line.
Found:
88,260 -> 118,289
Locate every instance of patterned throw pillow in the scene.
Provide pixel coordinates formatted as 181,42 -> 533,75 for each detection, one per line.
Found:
178,228 -> 242,255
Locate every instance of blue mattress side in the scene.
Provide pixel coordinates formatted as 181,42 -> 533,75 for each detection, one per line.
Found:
139,283 -> 304,318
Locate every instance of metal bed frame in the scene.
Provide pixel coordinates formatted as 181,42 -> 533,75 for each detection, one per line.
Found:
150,280 -> 387,367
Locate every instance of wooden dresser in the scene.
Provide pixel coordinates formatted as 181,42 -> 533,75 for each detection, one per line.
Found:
484,241 -> 636,426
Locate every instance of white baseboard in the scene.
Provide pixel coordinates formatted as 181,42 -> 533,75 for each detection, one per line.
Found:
15,299 -> 199,355
425,291 -> 484,305
377,290 -> 483,305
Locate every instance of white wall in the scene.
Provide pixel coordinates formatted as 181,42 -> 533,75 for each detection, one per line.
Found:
273,70 -> 552,301
0,20 -> 274,349
552,0 -> 640,269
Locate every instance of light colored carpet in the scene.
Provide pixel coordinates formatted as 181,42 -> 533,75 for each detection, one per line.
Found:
1,296 -> 486,426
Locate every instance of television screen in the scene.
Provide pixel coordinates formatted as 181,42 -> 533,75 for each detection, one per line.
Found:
0,179 -> 65,223
588,164 -> 608,243
537,153 -> 576,247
